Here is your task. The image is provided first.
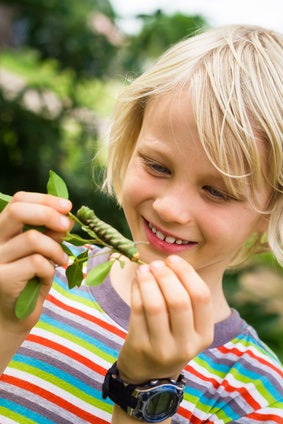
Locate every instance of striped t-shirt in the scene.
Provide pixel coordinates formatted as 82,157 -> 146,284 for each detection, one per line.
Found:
0,245 -> 282,423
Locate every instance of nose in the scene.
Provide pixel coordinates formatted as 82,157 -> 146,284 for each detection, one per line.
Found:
152,189 -> 193,225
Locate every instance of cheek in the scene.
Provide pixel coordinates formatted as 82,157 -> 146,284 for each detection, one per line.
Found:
121,167 -> 147,216
122,162 -> 155,206
206,208 -> 262,246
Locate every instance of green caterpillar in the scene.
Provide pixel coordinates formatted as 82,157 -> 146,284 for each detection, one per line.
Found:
77,206 -> 141,263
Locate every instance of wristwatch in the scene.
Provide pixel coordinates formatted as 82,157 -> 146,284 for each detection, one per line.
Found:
102,362 -> 186,423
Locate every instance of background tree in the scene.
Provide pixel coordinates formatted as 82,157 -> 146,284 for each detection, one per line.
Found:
122,10 -> 207,73
0,1 -> 206,230
0,0 -> 120,78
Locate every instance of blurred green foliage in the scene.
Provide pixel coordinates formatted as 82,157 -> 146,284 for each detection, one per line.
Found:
0,1 -> 282,359
0,0 -> 206,230
122,10 -> 207,73
224,262 -> 283,362
0,0 -> 117,78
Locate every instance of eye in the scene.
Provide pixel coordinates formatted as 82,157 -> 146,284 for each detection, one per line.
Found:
142,156 -> 171,176
203,185 -> 231,202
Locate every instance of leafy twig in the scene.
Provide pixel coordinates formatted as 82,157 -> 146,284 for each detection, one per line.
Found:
0,170 -> 145,320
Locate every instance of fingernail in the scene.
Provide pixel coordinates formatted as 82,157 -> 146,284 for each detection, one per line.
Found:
168,255 -> 182,263
59,199 -> 71,210
151,260 -> 164,269
60,216 -> 70,229
138,264 -> 150,274
63,253 -> 69,263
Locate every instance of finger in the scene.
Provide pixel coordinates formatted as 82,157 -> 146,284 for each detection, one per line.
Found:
0,230 -> 69,266
128,278 -> 148,341
0,256 -> 56,323
136,264 -> 171,341
166,255 -> 213,339
117,278 -> 150,384
1,254 -> 55,297
0,200 -> 72,241
149,260 -> 194,339
10,191 -> 72,213
44,228 -> 75,243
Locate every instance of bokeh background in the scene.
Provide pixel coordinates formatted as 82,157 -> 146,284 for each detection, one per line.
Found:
0,0 -> 282,360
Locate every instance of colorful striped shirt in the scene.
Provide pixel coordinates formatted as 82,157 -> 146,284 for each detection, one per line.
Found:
1,245 -> 282,423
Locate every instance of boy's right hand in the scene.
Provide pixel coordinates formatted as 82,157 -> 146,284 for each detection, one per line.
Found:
0,191 -> 73,333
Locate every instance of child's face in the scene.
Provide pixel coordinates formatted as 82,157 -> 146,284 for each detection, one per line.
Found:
121,92 -> 270,283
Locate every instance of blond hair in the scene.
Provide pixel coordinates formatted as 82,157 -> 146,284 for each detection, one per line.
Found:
104,25 -> 283,266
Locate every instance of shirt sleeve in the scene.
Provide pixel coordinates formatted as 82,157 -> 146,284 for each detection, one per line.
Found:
232,399 -> 283,423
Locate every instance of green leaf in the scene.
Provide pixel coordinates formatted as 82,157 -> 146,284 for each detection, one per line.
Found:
77,250 -> 89,261
15,277 -> 41,321
86,260 -> 114,287
119,259 -> 126,269
0,192 -> 12,212
79,225 -> 104,245
47,170 -> 69,199
61,243 -> 75,257
66,261 -> 84,289
63,232 -> 94,246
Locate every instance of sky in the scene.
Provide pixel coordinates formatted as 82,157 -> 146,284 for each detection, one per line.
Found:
110,0 -> 282,34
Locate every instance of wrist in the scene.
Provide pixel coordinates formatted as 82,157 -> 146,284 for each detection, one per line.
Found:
117,357 -> 181,385
103,362 -> 185,423
0,324 -> 29,375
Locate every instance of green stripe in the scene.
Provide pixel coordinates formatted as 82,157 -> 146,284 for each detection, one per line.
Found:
36,320 -> 116,363
231,367 -> 277,404
182,391 -> 233,420
0,406 -> 37,424
9,361 -> 112,414
52,280 -> 104,313
231,336 -> 279,363
193,356 -> 227,379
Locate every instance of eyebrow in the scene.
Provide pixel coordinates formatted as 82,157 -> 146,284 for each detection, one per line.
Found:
136,134 -> 245,191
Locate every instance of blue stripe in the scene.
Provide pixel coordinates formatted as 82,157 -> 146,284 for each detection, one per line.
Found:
53,271 -> 103,305
184,385 -> 239,420
234,361 -> 281,399
39,313 -> 118,357
198,352 -> 230,374
53,273 -> 91,300
0,398 -> 55,424
236,333 -> 280,363
12,353 -> 103,400
199,346 -> 281,400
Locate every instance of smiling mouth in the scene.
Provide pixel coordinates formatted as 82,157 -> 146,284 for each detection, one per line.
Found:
148,222 -> 192,245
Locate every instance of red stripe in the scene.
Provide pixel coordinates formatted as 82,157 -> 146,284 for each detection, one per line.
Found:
185,364 -> 220,388
218,345 -> 283,379
184,363 -> 260,411
177,405 -> 283,423
221,379 -> 260,410
1,374 -> 109,424
178,405 -> 212,424
245,411 -> 283,423
179,408 -> 202,424
27,334 -> 106,376
177,405 -> 192,420
46,292 -> 126,339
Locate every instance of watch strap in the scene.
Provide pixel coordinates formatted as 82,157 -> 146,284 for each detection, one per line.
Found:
102,361 -> 185,416
102,362 -> 138,412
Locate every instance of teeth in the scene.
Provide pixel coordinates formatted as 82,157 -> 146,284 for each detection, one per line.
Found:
148,222 -> 189,245
165,236 -> 176,244
156,231 -> 165,241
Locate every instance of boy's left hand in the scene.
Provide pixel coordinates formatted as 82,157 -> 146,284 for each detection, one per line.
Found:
117,255 -> 214,384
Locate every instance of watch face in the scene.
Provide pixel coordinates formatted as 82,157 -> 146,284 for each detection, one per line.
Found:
134,384 -> 184,423
145,390 -> 178,415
